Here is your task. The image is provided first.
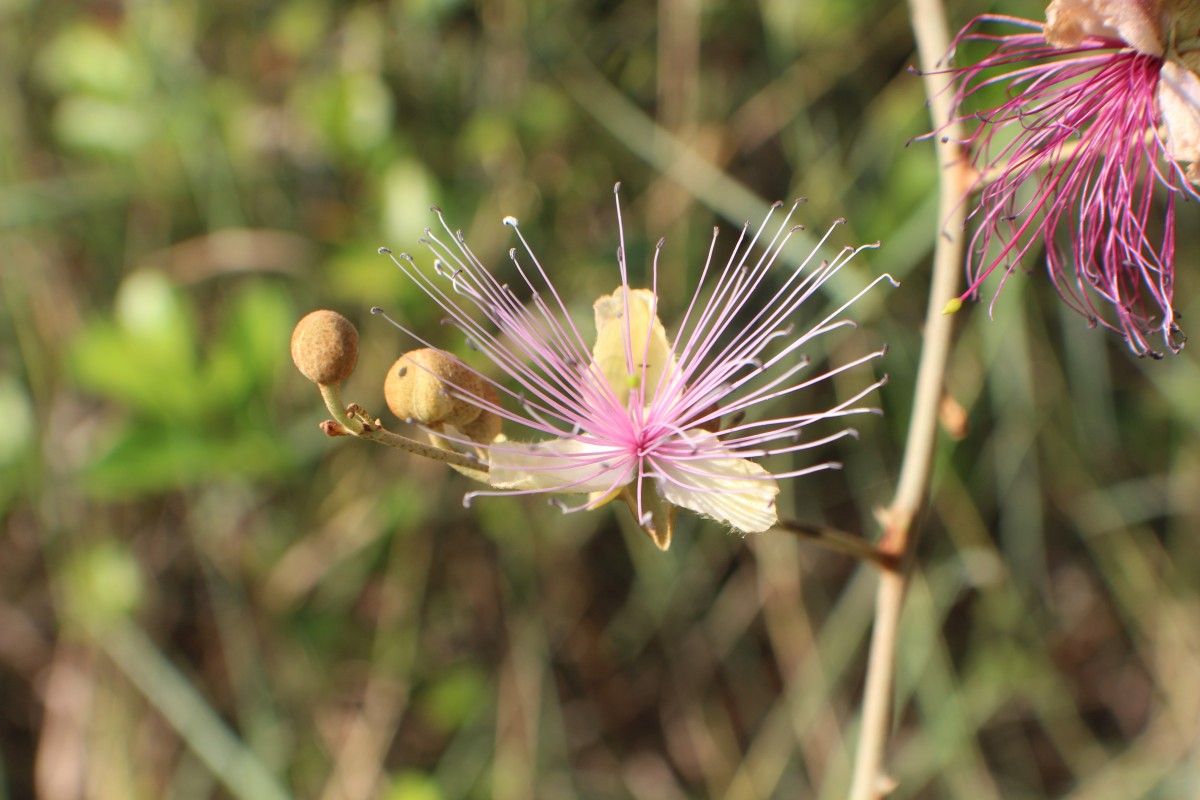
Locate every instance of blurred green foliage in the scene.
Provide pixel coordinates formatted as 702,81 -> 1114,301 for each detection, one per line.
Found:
69,272 -> 296,496
3,0 -> 1199,798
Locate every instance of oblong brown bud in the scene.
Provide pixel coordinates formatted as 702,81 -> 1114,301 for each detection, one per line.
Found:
291,310 -> 359,385
384,349 -> 502,443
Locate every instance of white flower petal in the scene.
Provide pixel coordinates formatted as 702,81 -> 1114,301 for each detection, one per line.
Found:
1159,60 -> 1200,181
487,438 -> 634,494
1045,0 -> 1164,55
655,446 -> 779,534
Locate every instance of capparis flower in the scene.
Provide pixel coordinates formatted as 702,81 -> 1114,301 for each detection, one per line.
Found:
377,186 -> 891,549
940,0 -> 1200,356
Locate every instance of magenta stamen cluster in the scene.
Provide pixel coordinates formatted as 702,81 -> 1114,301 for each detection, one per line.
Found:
939,14 -> 1197,357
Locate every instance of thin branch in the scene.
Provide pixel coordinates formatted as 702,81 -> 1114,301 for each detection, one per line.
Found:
773,518 -> 899,570
317,382 -> 490,482
848,0 -> 967,795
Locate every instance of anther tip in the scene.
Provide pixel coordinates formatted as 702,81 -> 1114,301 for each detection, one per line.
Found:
613,181 -> 622,194
377,246 -> 392,255
370,306 -> 383,315
503,215 -> 519,227
430,205 -> 442,213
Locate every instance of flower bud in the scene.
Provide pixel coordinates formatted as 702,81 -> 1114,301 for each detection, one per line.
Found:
291,310 -> 359,385
384,348 -> 501,444
458,395 -> 503,445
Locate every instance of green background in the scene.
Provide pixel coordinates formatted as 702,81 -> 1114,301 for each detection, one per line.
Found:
3,0 -> 1199,797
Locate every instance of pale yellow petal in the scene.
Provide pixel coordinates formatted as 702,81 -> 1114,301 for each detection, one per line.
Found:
591,287 -> 676,408
488,438 -> 634,494
655,447 -> 779,534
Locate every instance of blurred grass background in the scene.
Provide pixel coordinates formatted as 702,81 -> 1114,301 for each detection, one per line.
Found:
3,0 -> 1200,797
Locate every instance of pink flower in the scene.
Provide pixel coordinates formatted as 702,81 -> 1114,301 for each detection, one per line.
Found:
376,185 -> 892,549
940,0 -> 1200,356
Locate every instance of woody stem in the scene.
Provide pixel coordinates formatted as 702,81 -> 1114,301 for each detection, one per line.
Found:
848,0 -> 967,796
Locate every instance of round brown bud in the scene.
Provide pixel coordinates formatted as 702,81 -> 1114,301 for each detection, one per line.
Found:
291,310 -> 359,385
384,349 -> 502,444
458,388 -> 503,445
